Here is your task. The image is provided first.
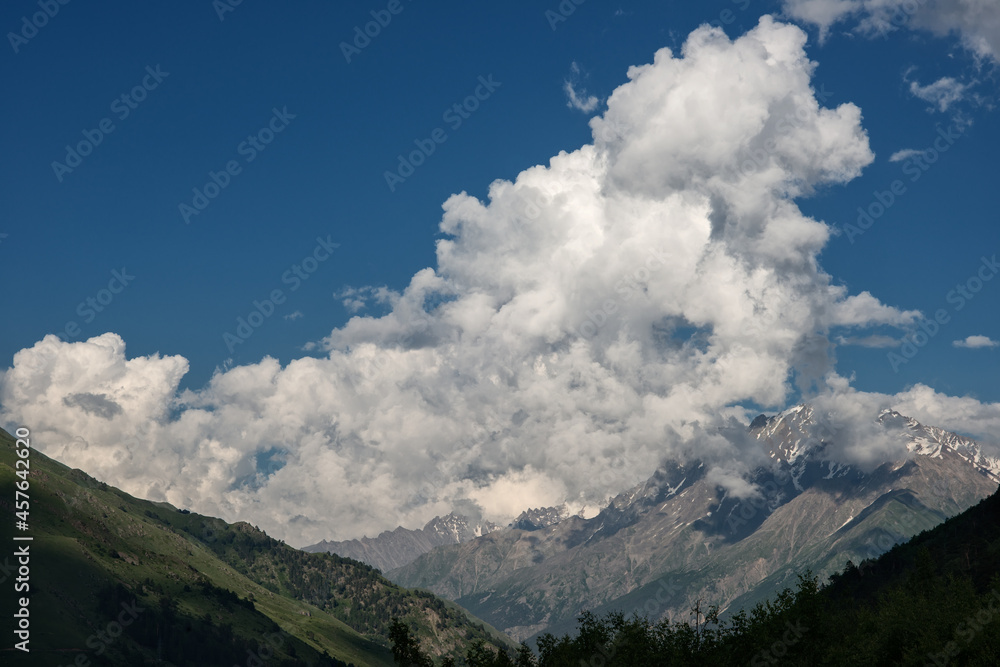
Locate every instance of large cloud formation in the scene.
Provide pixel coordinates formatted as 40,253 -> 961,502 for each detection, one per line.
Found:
3,17 -> 996,546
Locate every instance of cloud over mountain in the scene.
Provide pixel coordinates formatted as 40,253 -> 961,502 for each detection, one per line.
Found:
4,17 -> 993,547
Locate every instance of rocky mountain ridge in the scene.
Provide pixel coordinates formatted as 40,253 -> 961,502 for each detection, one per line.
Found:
387,405 -> 1000,641
509,505 -> 571,531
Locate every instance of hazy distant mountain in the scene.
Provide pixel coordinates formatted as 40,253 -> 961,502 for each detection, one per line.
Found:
303,512 -> 501,573
387,405 -> 1000,642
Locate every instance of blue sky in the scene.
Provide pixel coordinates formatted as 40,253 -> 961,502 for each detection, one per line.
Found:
1,1 -> 999,541
2,0 -> 995,397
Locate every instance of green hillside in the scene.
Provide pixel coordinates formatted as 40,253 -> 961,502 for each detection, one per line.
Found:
0,427 -> 512,666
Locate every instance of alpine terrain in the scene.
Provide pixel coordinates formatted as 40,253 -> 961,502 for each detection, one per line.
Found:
387,405 -> 1000,642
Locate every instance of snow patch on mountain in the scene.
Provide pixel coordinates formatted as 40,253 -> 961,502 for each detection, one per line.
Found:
750,404 -> 1000,483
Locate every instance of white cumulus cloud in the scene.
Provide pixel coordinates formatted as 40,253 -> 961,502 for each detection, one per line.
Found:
0,18 -> 949,547
953,335 -> 999,348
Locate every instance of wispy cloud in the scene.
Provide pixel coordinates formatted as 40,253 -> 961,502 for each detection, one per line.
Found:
836,334 -> 900,348
909,76 -> 970,112
889,148 -> 923,163
284,311 -> 304,321
564,62 -> 600,113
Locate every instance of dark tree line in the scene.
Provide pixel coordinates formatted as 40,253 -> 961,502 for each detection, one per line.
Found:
391,563 -> 1000,666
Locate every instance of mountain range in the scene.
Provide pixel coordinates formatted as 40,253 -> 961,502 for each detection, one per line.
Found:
304,513 -> 502,574
303,508 -> 575,575
384,405 -> 1000,642
4,403 -> 997,663
525,475 -> 1000,666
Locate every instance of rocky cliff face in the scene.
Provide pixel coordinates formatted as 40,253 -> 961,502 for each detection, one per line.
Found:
387,406 -> 1000,642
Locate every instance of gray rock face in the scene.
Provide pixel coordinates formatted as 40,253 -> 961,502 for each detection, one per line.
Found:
509,506 -> 570,531
387,406 -> 1000,642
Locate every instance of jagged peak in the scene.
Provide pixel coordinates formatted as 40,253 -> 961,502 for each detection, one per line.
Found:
748,403 -> 1000,482
509,505 -> 569,531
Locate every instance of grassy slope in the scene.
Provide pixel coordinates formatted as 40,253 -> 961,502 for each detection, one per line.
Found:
0,427 -> 511,666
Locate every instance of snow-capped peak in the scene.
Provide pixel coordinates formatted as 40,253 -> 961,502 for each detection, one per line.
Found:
751,404 -> 1000,483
